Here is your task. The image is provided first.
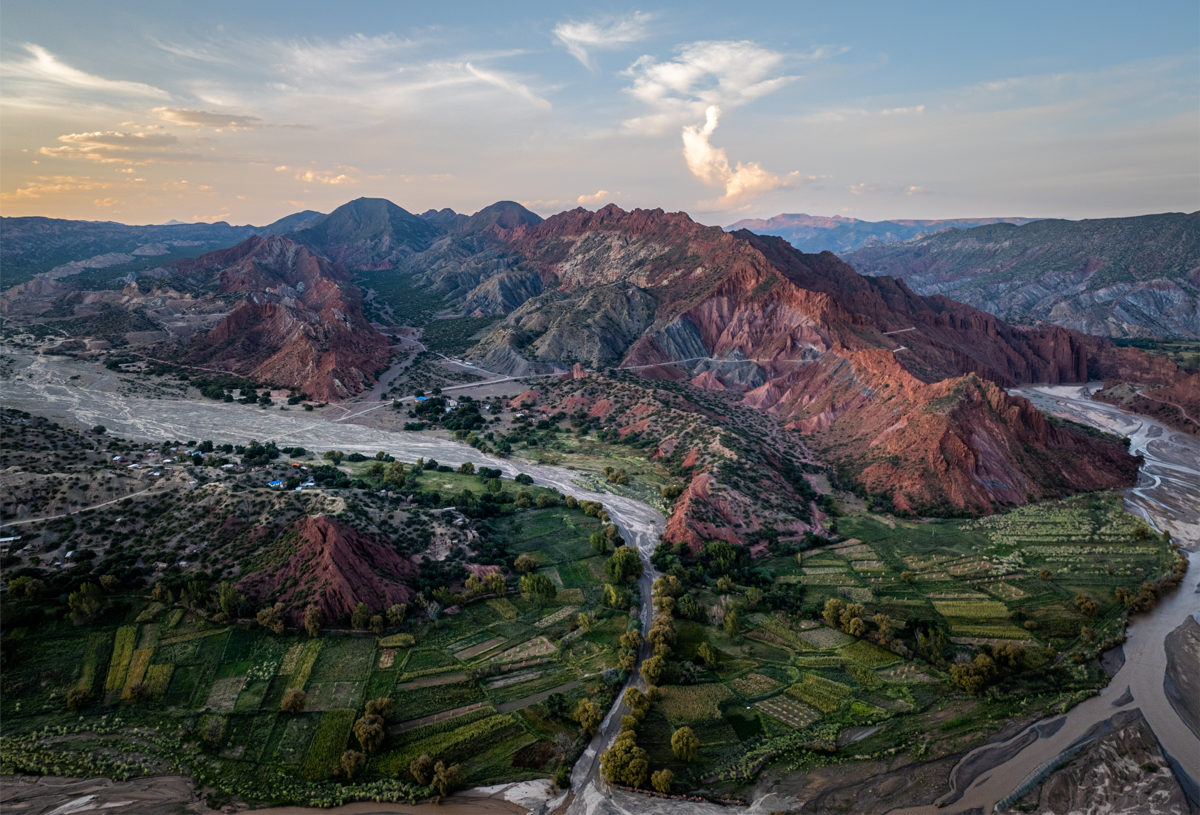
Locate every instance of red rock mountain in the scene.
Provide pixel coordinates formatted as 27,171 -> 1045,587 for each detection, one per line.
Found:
178,235 -> 391,401
469,205 -> 1151,513
237,515 -> 415,623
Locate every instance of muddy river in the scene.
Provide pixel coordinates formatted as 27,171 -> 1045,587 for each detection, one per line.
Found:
2,357 -> 1196,814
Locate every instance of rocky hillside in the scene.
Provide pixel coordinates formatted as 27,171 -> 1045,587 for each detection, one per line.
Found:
457,205 -> 1148,514
728,212 -> 1036,255
237,515 -> 416,624
290,197 -> 442,270
178,235 -> 392,401
843,212 -> 1200,338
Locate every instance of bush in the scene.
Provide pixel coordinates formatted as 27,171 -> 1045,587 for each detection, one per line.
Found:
282,689 -> 307,713
410,753 -> 434,785
340,750 -> 367,779
257,603 -> 286,634
651,768 -> 673,793
515,473 -> 534,485
66,688 -> 89,711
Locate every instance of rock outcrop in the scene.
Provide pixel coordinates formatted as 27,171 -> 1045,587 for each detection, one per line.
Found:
237,515 -> 415,624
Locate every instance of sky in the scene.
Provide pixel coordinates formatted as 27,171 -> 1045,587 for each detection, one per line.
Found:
1,0 -> 1197,226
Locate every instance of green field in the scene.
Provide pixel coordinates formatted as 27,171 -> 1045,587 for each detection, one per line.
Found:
0,496 -> 631,806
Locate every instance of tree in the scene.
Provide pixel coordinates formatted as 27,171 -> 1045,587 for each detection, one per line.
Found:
600,731 -> 649,787
514,552 -> 539,574
605,546 -> 643,584
620,630 -> 643,651
900,571 -> 916,584
340,750 -> 366,779
457,461 -> 475,474
652,575 -> 682,598
69,582 -> 105,624
351,602 -> 371,629
677,594 -> 701,621
603,583 -> 629,609
304,605 -> 322,637
353,713 -> 386,753
1074,592 -> 1100,617
652,595 -> 675,616
99,574 -> 120,593
716,575 -> 735,593
365,696 -> 394,717
651,768 -> 674,793
515,490 -> 533,508
537,492 -> 559,508
576,698 -> 602,736
723,606 -> 741,637
822,598 -> 845,629
845,616 -> 867,637
410,754 -> 434,785
949,654 -> 997,695
648,615 -> 677,654
150,582 -> 168,602
671,727 -> 700,762
182,580 -> 211,611
545,692 -> 568,720
484,572 -> 506,596
281,689 -> 307,713
640,655 -> 665,685
216,581 -> 242,618
464,574 -> 483,597
697,642 -> 719,669
323,450 -> 344,464
370,614 -> 384,634
432,760 -> 462,798
745,587 -> 762,610
874,613 -> 894,641
257,603 -> 285,634
386,603 -> 407,626
520,573 -> 557,604
590,532 -> 611,555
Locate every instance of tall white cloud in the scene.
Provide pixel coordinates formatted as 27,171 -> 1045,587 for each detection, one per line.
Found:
682,106 -> 799,207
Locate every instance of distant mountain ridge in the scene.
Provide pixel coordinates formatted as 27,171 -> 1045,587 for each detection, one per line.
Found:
727,212 -> 1037,254
843,212 -> 1200,338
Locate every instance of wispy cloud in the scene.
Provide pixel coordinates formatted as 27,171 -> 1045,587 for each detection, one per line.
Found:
1,44 -> 169,99
848,182 -> 931,196
38,130 -> 199,164
622,40 -> 799,134
154,108 -> 262,130
554,12 -> 653,71
682,106 -> 801,207
0,175 -> 114,201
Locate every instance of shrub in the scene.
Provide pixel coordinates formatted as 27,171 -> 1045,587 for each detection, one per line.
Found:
515,473 -> 534,485
432,761 -> 462,798
410,753 -> 434,785
651,768 -> 673,793
340,750 -> 367,779
257,603 -> 286,634
67,688 -> 89,711
282,689 -> 307,713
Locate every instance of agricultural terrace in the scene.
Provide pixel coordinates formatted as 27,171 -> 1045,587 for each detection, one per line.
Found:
623,492 -> 1183,797
0,484 -> 638,807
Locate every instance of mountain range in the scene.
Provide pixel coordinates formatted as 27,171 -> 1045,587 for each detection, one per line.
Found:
737,210 -> 1200,339
5,196 -> 1196,517
727,213 -> 1038,254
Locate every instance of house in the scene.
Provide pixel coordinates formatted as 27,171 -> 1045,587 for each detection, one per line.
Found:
267,479 -> 284,488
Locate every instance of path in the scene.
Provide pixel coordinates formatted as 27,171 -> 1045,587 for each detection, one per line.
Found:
0,485 -> 167,530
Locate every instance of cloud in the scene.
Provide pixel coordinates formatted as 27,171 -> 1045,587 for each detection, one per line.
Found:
622,40 -> 798,134
0,44 -> 168,98
276,166 -> 359,185
880,105 -> 924,116
576,190 -> 615,205
463,63 -> 551,110
681,106 -> 800,206
0,175 -> 113,201
38,131 -> 197,164
154,108 -> 262,130
848,182 -> 931,196
554,12 -> 653,70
